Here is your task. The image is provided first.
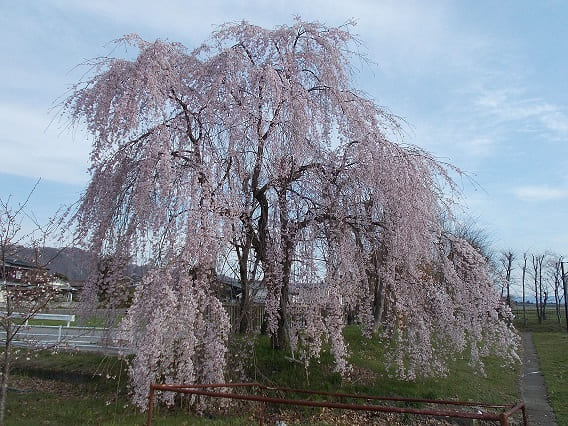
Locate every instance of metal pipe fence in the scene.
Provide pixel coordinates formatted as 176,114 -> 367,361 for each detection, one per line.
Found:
147,382 -> 527,426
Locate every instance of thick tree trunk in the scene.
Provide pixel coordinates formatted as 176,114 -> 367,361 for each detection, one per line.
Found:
358,242 -> 385,331
271,189 -> 294,350
272,234 -> 293,350
274,278 -> 290,350
237,244 -> 250,334
373,275 -> 385,329
238,282 -> 250,333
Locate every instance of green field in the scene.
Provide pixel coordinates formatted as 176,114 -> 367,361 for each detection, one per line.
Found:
513,304 -> 568,426
512,303 -> 567,333
531,332 -> 568,426
4,326 -> 524,425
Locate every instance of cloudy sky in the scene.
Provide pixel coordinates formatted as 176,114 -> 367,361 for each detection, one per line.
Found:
1,0 -> 567,257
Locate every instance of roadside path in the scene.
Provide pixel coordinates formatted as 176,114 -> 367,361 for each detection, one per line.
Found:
520,332 -> 557,425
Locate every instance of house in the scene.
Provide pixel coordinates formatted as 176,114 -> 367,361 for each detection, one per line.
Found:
216,275 -> 267,303
2,258 -> 48,285
1,258 -> 77,303
49,273 -> 77,302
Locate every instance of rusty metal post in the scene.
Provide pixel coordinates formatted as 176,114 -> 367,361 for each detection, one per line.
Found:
259,400 -> 264,425
147,384 -> 155,426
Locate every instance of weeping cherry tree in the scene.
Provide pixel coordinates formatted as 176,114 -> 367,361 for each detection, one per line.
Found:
63,19 -> 518,409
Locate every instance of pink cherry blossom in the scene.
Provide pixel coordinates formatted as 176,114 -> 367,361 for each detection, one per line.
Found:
63,19 -> 518,409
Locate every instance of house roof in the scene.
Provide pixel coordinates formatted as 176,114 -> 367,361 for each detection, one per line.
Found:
3,258 -> 47,271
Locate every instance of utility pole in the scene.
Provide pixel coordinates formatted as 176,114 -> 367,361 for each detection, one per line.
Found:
561,260 -> 568,333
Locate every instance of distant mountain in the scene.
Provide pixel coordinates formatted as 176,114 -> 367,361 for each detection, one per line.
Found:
10,246 -> 145,283
8,246 -> 91,282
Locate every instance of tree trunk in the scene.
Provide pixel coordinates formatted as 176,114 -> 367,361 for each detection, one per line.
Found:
555,288 -> 561,324
364,248 -> 385,330
274,276 -> 290,350
0,326 -> 11,425
533,255 -> 542,324
373,274 -> 385,330
521,254 -> 527,327
272,233 -> 293,350
238,281 -> 250,333
502,251 -> 514,307
539,261 -> 545,322
554,268 -> 561,324
271,189 -> 294,350
237,244 -> 250,334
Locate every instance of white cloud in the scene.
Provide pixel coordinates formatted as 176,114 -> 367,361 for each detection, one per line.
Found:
0,103 -> 90,185
54,0 -> 461,69
464,137 -> 496,158
475,89 -> 568,141
513,185 -> 568,201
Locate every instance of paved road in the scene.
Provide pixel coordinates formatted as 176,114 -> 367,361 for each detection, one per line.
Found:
520,332 -> 557,426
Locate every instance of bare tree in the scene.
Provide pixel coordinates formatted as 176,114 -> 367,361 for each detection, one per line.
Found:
546,256 -> 564,324
500,250 -> 515,307
451,220 -> 494,262
531,254 -> 548,323
0,188 -> 65,425
520,253 -> 528,326
561,260 -> 568,332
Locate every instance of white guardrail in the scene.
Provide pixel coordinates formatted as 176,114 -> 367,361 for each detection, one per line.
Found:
9,312 -> 76,327
0,317 -> 129,354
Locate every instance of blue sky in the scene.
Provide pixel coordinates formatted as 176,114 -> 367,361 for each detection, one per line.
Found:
1,0 -> 567,257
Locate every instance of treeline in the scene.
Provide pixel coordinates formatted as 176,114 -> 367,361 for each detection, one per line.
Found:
497,250 -> 566,325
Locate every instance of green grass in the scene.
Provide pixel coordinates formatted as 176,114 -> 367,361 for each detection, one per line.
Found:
8,392 -> 252,426
4,326 -> 523,425
512,304 -> 568,425
18,316 -> 115,328
26,319 -> 76,327
512,303 -> 567,333
531,333 -> 568,426
7,349 -> 253,425
12,349 -> 124,379
346,326 -> 520,404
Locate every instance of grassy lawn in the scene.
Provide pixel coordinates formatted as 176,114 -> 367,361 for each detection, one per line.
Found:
512,303 -> 567,333
531,333 -> 568,426
7,350 -> 252,425
5,326 -> 522,425
514,304 -> 568,426
25,316 -> 118,328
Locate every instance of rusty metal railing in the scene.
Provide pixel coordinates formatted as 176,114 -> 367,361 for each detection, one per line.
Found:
147,382 -> 527,425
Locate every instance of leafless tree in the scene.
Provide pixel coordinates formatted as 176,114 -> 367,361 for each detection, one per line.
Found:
531,254 -> 547,323
0,187 -> 66,424
520,253 -> 528,326
452,220 -> 494,262
499,251 -> 515,307
547,256 -> 564,324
